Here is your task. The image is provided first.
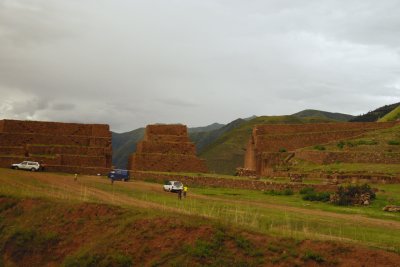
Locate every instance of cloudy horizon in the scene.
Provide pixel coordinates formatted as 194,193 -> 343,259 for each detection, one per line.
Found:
1,0 -> 399,132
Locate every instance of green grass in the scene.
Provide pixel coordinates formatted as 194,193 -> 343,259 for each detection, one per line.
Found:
378,105 -> 400,122
1,168 -> 400,253
301,125 -> 400,154
290,160 -> 400,175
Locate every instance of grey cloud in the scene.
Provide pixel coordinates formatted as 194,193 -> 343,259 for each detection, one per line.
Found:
157,98 -> 199,108
0,0 -> 399,132
51,103 -> 75,111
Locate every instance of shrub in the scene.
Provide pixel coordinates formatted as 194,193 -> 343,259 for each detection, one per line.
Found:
313,145 -> 325,151
63,252 -> 132,267
302,192 -> 331,202
337,141 -> 345,149
6,229 -> 59,261
388,140 -> 400,145
356,139 -> 378,145
330,184 -> 376,206
279,148 -> 287,152
264,189 -> 293,196
299,187 -> 315,195
302,250 -> 325,263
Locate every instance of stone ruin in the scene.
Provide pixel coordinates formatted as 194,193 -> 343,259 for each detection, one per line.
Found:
0,119 -> 112,174
244,121 -> 398,176
128,124 -> 208,173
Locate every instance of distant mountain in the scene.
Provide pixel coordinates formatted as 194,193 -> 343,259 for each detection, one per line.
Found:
188,123 -> 224,134
293,109 -> 354,122
350,102 -> 400,122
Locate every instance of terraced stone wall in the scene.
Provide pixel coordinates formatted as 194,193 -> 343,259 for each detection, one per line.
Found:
129,124 -> 208,173
295,150 -> 400,165
245,122 -> 398,175
0,119 -> 112,174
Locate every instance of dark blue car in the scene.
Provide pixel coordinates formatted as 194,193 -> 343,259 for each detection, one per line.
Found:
108,169 -> 130,181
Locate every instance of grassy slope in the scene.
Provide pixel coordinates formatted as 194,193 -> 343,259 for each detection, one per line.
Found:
378,105 -> 400,122
1,169 -> 400,266
351,102 -> 400,122
200,116 -> 336,175
112,128 -> 145,169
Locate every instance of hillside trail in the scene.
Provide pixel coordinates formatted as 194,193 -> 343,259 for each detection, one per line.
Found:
125,180 -> 400,230
3,171 -> 400,230
28,173 -> 196,216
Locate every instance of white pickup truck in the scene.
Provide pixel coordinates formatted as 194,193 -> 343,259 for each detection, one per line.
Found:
163,181 -> 183,192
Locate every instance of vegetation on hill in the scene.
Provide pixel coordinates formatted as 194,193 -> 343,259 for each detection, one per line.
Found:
112,128 -> 145,168
190,119 -> 246,154
350,102 -> 400,122
200,116 -> 336,175
378,105 -> 400,122
292,109 -> 354,122
187,122 -> 224,133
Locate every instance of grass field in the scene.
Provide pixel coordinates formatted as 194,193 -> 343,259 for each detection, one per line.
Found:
1,168 -> 399,256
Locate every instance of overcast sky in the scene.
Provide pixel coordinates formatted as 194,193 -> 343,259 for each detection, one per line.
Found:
1,0 -> 400,132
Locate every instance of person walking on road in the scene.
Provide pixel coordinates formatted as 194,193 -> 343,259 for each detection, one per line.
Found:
183,185 -> 188,198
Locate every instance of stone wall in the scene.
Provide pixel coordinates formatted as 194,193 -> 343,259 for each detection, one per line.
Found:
244,122 -> 398,175
131,171 -> 337,192
0,119 -> 112,174
136,141 -> 196,154
295,150 -> 400,165
129,124 -> 208,173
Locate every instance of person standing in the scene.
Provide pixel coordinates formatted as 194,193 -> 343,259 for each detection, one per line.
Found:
178,189 -> 182,200
183,185 -> 188,198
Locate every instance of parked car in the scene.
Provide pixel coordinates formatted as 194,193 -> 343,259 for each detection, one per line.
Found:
108,169 -> 130,181
163,181 -> 183,192
11,161 -> 41,172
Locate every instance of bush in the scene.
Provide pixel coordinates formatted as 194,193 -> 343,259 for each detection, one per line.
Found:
313,145 -> 325,151
264,189 -> 293,196
337,141 -> 345,149
6,229 -> 59,261
299,187 -> 315,195
331,184 -> 376,206
356,139 -> 378,145
302,250 -> 325,263
279,148 -> 287,152
63,252 -> 132,267
302,192 -> 331,202
388,140 -> 400,145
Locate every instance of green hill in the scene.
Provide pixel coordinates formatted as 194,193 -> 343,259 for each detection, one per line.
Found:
199,115 -> 336,175
188,122 -> 224,133
378,105 -> 400,122
112,128 -> 145,168
350,102 -> 400,122
293,109 -> 354,122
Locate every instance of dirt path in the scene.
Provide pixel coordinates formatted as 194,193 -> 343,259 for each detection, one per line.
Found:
2,170 -> 400,231
122,180 -> 400,230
